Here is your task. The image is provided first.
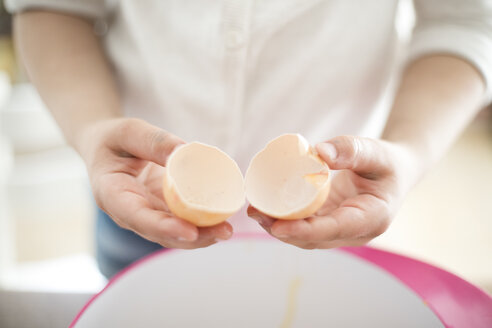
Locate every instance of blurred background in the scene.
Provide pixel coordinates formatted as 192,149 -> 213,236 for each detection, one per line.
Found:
0,1 -> 491,326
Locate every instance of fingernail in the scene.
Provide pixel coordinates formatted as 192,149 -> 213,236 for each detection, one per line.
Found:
219,226 -> 233,240
178,232 -> 198,242
317,143 -> 338,161
214,233 -> 232,242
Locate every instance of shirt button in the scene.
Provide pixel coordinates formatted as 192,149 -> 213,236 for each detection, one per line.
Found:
225,30 -> 245,50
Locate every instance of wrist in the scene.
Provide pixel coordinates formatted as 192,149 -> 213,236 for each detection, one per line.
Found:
72,117 -> 122,165
383,140 -> 427,193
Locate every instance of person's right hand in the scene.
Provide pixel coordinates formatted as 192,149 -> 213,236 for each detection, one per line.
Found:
77,118 -> 233,249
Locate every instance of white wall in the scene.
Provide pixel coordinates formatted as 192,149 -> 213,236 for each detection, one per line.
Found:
0,72 -> 14,284
0,81 -> 102,292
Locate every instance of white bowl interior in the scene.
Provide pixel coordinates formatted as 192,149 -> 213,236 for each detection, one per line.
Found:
74,238 -> 442,328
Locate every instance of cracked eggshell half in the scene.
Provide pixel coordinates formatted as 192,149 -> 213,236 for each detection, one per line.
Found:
245,134 -> 330,220
163,142 -> 245,227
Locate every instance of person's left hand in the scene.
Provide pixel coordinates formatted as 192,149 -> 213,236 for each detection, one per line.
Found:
247,135 -> 418,249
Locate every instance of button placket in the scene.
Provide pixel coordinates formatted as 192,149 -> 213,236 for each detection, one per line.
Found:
225,29 -> 246,50
221,1 -> 253,156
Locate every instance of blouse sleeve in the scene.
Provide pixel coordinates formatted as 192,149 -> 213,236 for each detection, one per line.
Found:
409,0 -> 492,104
5,0 -> 110,19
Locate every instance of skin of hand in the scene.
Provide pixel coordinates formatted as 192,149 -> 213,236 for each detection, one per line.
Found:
15,11 -> 232,249
15,11 -> 486,250
248,55 -> 486,249
79,118 -> 233,248
248,136 -> 415,249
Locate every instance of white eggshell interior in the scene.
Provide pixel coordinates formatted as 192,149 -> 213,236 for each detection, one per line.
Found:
245,134 -> 328,217
167,143 -> 245,212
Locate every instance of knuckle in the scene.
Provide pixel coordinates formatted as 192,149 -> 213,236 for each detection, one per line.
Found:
111,118 -> 143,151
119,117 -> 142,134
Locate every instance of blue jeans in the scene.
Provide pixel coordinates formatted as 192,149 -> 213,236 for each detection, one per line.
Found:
95,208 -> 163,279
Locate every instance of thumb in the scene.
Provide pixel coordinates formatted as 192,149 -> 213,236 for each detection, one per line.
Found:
111,118 -> 185,166
316,136 -> 392,178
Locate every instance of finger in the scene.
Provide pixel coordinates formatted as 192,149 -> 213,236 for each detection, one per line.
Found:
316,136 -> 392,179
270,194 -> 390,242
247,206 -> 275,229
107,188 -> 199,243
110,118 -> 185,166
270,233 -> 373,250
310,236 -> 373,249
130,207 -> 199,243
168,222 -> 234,249
198,222 -> 234,242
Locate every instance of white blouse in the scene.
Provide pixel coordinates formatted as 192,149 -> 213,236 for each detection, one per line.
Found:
7,0 -> 492,171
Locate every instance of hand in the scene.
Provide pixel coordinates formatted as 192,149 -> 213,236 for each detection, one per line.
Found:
247,136 -> 418,249
78,118 -> 233,249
